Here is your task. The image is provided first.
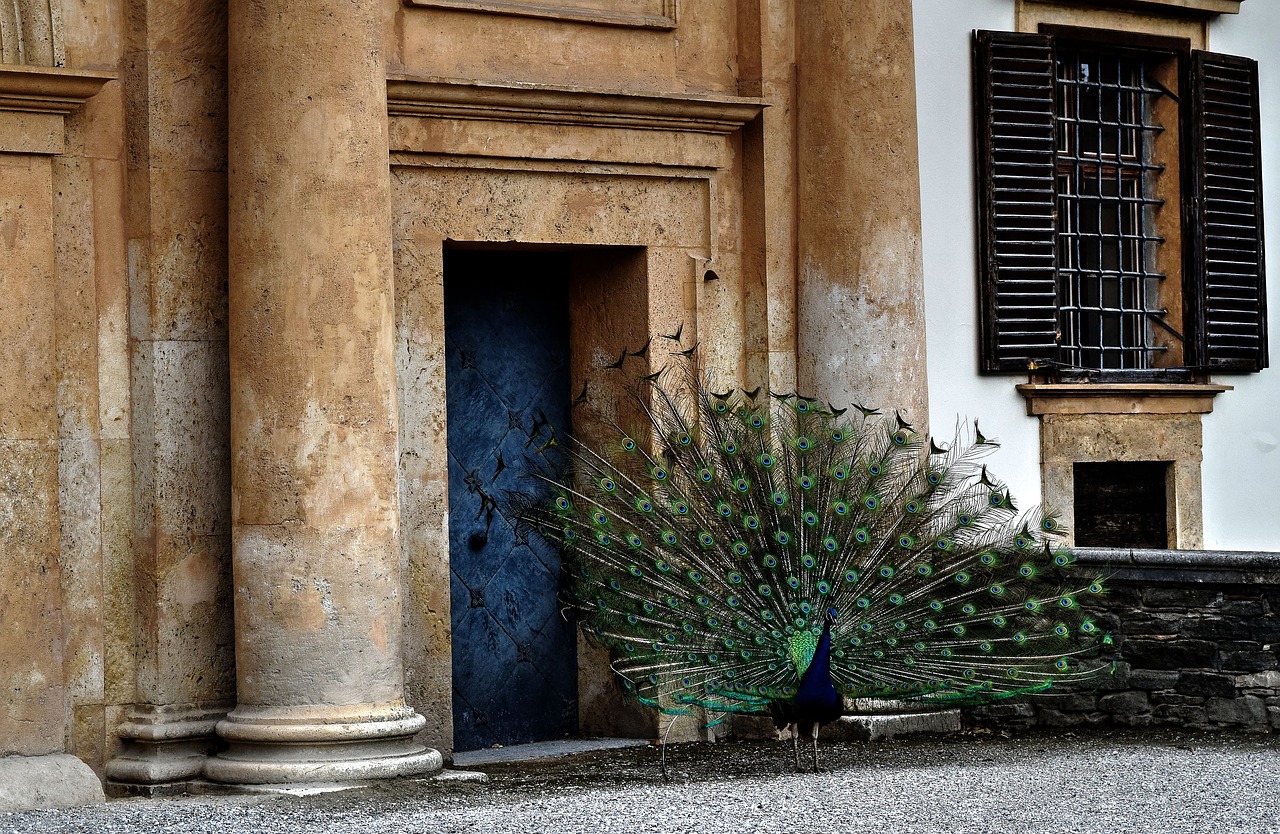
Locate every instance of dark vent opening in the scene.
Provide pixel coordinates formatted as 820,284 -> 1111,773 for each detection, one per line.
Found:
1074,461 -> 1169,547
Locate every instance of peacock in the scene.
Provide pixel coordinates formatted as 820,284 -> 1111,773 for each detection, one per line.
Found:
516,338 -> 1107,774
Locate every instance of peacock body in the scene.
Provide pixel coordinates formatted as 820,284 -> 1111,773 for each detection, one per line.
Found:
518,344 -> 1106,767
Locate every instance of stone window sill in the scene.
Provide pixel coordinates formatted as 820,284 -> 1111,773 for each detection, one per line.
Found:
1016,382 -> 1231,415
1034,0 -> 1243,16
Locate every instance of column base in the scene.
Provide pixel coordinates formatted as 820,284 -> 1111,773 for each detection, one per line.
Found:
203,705 -> 442,784
105,704 -> 227,789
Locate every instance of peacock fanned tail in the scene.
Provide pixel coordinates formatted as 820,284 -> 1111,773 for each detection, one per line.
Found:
517,351 -> 1106,721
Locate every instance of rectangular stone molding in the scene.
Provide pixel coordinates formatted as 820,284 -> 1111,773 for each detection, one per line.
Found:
402,0 -> 677,29
1019,383 -> 1229,549
0,66 -> 111,766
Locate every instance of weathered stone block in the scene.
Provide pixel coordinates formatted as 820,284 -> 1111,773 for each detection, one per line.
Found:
1181,618 -> 1252,641
831,710 -> 960,742
1032,693 -> 1098,712
1206,696 -> 1268,725
1152,704 -> 1207,724
970,703 -> 1035,720
1126,614 -> 1181,637
0,754 -> 104,812
1095,661 -> 1132,691
1176,671 -> 1237,699
1218,598 -> 1265,617
1098,691 -> 1149,714
1220,651 -> 1278,674
1036,708 -> 1085,728
1237,671 -> 1280,691
1101,585 -> 1143,607
0,440 -> 65,756
1122,638 -> 1216,670
1128,669 -> 1179,691
1151,693 -> 1205,706
1113,713 -> 1153,728
1263,590 -> 1280,613
1143,587 -> 1218,609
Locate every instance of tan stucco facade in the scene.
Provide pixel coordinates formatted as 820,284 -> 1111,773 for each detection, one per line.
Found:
0,0 -> 931,795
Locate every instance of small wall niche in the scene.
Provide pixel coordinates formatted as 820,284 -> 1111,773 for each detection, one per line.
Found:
1074,461 -> 1171,547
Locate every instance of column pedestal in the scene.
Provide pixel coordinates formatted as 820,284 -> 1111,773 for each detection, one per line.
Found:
204,706 -> 439,784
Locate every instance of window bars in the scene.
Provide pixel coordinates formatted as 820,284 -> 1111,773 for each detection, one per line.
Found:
1055,48 -> 1168,370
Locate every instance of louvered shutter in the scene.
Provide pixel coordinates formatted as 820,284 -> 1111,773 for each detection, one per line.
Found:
973,31 -> 1060,373
1188,51 -> 1269,372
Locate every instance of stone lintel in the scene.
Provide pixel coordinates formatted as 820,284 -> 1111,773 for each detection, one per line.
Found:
1017,382 -> 1231,415
402,0 -> 677,30
387,75 -> 764,135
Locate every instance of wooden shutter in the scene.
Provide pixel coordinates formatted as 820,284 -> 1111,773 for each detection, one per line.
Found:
973,31 -> 1060,373
1188,51 -> 1269,372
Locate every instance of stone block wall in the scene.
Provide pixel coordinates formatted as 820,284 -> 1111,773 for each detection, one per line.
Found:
968,549 -> 1280,733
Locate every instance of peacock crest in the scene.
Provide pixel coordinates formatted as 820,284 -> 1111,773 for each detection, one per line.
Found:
516,340 -> 1107,743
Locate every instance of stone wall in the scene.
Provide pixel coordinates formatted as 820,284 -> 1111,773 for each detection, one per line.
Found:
968,549 -> 1280,733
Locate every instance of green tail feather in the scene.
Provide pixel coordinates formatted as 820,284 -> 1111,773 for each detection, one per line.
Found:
517,347 -> 1107,720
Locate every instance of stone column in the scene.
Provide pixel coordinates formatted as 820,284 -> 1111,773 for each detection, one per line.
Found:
206,0 -> 440,783
795,0 -> 929,424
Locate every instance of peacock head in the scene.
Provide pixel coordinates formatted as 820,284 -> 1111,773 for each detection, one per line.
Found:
824,608 -> 838,627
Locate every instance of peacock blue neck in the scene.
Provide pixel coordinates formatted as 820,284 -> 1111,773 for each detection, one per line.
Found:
794,615 -> 838,710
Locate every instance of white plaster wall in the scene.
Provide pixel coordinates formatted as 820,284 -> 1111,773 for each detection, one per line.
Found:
912,0 -> 1280,550
913,0 -> 1037,505
1202,5 -> 1280,551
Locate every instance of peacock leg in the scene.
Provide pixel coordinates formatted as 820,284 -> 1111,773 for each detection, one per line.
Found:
659,713 -> 680,781
811,731 -> 821,774
791,728 -> 802,772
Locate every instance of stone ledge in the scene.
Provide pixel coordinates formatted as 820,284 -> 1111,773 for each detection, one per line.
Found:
387,75 -> 764,135
1071,547 -> 1280,585
0,754 -> 105,813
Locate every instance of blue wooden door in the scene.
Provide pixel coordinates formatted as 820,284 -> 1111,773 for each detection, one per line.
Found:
444,249 -> 578,752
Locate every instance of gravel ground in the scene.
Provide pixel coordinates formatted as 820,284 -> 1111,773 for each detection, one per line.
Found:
4,729 -> 1279,834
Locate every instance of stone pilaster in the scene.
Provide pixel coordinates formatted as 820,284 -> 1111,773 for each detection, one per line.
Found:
795,0 -> 929,424
207,0 -> 439,783
0,65 -> 112,806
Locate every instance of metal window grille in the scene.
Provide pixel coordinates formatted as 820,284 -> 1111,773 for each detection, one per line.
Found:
1055,48 -> 1168,370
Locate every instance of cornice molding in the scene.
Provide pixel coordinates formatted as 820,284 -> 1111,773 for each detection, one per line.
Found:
387,75 -> 765,136
402,0 -> 676,29
0,64 -> 115,115
1017,382 -> 1232,415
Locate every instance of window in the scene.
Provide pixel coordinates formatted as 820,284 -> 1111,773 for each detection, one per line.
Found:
973,28 -> 1268,376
